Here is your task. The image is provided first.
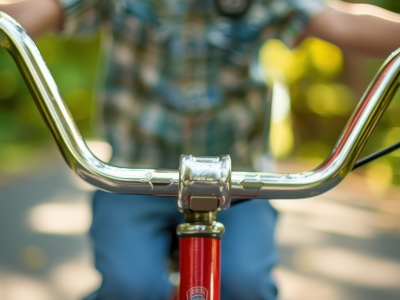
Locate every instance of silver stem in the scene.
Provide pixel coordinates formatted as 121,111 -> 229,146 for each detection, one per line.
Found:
1,12 -> 399,199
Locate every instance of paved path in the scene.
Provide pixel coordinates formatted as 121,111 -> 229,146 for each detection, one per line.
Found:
273,161 -> 400,300
0,150 -> 399,300
0,149 -> 99,300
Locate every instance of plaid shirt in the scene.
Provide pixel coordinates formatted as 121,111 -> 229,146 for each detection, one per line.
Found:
59,0 -> 326,170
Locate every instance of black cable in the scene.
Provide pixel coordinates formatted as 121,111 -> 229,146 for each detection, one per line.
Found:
352,141 -> 400,170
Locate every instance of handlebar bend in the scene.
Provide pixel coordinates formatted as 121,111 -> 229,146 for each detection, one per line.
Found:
1,12 -> 399,201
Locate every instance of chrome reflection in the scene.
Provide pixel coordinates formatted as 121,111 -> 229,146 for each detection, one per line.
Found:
178,155 -> 231,211
0,12 -> 399,200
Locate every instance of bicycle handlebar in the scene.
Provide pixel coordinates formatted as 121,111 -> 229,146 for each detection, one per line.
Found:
1,12 -> 399,200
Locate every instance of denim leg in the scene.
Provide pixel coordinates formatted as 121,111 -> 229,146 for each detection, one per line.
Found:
84,190 -> 181,300
84,192 -> 278,300
219,200 -> 279,300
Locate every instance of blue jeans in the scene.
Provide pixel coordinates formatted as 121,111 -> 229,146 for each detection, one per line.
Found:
85,190 -> 279,300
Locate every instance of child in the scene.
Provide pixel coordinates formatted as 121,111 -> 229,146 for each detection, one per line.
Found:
1,1 -> 400,299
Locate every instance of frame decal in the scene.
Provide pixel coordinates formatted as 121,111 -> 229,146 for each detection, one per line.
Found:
187,286 -> 208,300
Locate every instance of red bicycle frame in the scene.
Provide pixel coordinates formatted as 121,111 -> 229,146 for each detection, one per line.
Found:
179,237 -> 221,300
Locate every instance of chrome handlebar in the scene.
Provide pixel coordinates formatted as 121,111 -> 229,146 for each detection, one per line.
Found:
1,12 -> 399,201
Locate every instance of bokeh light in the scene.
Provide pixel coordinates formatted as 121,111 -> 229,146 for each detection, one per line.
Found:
260,39 -> 308,84
270,80 -> 294,159
28,202 -> 91,235
306,83 -> 354,116
304,38 -> 343,79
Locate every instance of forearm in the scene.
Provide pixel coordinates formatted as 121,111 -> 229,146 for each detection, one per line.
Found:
306,3 -> 400,59
0,0 -> 63,38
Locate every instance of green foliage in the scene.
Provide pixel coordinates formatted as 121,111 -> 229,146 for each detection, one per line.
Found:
0,34 -> 100,172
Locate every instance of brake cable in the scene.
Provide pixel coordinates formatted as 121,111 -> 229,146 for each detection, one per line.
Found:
352,140 -> 400,170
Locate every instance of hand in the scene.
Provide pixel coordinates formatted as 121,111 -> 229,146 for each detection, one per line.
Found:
0,0 -> 63,38
304,1 -> 400,59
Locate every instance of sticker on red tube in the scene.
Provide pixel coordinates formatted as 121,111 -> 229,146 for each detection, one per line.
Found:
187,286 -> 208,300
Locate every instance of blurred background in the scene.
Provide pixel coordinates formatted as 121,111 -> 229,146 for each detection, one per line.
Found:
0,0 -> 400,299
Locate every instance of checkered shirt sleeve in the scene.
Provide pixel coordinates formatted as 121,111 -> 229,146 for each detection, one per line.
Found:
57,0 -> 107,36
